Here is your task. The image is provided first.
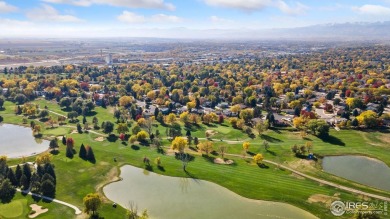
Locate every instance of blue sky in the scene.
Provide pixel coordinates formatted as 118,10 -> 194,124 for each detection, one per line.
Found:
1,0 -> 390,37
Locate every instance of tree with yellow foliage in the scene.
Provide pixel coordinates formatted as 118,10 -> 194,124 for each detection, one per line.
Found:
165,113 -> 177,125
198,141 -> 214,156
119,96 -> 133,107
186,101 -> 196,111
146,90 -> 156,100
253,153 -> 264,164
356,110 -> 378,128
293,116 -> 308,130
202,114 -> 212,124
230,104 -> 241,114
136,130 -> 149,142
171,137 -> 187,153
179,111 -> 190,125
242,142 -> 250,153
35,152 -> 52,165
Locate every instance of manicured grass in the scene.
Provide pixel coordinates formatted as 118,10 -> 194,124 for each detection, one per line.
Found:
2,100 -> 390,219
0,193 -> 75,219
0,198 -> 26,218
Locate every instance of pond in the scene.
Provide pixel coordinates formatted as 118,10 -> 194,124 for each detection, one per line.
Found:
0,124 -> 49,158
103,165 -> 318,219
323,155 -> 390,191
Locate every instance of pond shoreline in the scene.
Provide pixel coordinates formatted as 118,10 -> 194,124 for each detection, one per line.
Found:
0,123 -> 50,159
322,155 -> 390,192
103,164 -> 318,219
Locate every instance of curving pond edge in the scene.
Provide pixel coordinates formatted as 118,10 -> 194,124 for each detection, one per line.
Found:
103,165 -> 318,219
322,155 -> 390,192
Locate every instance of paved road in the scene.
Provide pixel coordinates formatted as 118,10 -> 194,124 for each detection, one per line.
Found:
16,189 -> 82,215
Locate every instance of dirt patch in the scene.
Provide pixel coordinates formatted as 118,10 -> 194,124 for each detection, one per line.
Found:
29,204 -> 48,218
214,158 -> 234,165
205,130 -> 218,137
288,159 -> 316,171
56,136 -> 64,140
380,135 -> 390,145
94,137 -> 104,142
290,173 -> 305,180
307,194 -> 340,205
70,130 -> 78,134
166,149 -> 176,156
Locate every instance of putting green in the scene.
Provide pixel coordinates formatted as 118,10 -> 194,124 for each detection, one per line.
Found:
0,199 -> 26,218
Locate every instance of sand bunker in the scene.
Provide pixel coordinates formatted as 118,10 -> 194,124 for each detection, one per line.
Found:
94,137 -> 104,142
29,204 -> 48,218
214,158 -> 234,165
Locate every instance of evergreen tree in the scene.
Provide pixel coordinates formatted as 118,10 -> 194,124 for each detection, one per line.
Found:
30,173 -> 41,194
62,136 -> 66,145
41,173 -> 55,184
44,163 -> 56,184
7,169 -> 18,187
352,118 -> 359,127
77,123 -> 82,133
22,164 -> 31,182
15,165 -> 22,186
0,179 -> 16,203
41,179 -> 55,197
194,137 -> 199,146
20,174 -> 29,190
66,146 -> 74,158
79,143 -> 87,159
86,146 -> 96,163
37,165 -> 45,178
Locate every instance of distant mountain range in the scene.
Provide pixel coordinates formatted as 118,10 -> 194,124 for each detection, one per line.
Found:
141,21 -> 390,41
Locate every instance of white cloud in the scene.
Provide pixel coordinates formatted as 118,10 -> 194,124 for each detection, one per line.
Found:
204,0 -> 270,11
353,5 -> 390,16
117,11 -> 146,23
275,1 -> 308,15
42,0 -> 176,10
0,1 -> 18,13
204,0 -> 308,15
0,18 -> 31,26
150,14 -> 182,23
26,4 -> 84,22
210,15 -> 231,23
118,11 -> 182,24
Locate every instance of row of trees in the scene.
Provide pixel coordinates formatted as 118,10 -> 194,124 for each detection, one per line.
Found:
62,136 -> 96,162
0,156 -> 57,203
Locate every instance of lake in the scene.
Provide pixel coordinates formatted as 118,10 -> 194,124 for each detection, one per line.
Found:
104,165 -> 318,219
0,124 -> 49,158
323,155 -> 390,191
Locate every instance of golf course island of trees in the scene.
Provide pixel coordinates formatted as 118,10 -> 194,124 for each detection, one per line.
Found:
0,45 -> 389,219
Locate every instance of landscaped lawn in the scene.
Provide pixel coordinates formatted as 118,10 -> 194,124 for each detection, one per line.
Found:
2,101 -> 390,219
0,198 -> 26,218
